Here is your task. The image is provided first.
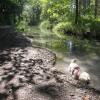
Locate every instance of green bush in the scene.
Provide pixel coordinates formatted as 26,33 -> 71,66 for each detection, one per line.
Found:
16,20 -> 27,32
53,22 -> 73,37
39,20 -> 52,30
90,19 -> 100,34
72,24 -> 89,35
15,4 -> 33,32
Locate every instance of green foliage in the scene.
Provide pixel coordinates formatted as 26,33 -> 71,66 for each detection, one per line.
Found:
0,0 -> 24,25
78,16 -> 100,38
1,0 -> 100,40
40,0 -> 70,23
29,0 -> 42,25
39,0 -> 100,40
15,4 -> 32,31
90,19 -> 100,34
53,22 -> 73,37
40,20 -> 52,30
16,0 -> 42,31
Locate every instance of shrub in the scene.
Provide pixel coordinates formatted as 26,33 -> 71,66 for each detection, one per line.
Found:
90,19 -> 100,35
39,20 -> 52,30
53,22 -> 73,37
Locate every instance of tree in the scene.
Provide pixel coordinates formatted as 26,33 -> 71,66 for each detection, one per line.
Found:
0,0 -> 25,25
94,0 -> 98,18
75,0 -> 79,24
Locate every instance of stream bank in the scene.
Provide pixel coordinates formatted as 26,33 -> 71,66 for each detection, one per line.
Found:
0,47 -> 100,100
0,26 -> 100,100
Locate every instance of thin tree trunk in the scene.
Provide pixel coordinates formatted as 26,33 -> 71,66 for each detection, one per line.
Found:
94,0 -> 98,18
78,0 -> 81,16
75,0 -> 79,24
83,0 -> 87,9
88,0 -> 90,6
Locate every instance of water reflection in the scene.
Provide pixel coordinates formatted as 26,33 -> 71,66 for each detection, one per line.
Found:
67,40 -> 73,56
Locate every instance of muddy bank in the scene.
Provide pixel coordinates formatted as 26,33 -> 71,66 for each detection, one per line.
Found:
0,47 -> 100,100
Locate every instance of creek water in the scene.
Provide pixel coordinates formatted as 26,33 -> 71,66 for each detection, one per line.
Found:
28,26 -> 100,90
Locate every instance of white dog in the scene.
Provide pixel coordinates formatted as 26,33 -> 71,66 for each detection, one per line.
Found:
67,59 -> 79,75
79,72 -> 90,84
72,68 -> 90,85
68,59 -> 90,85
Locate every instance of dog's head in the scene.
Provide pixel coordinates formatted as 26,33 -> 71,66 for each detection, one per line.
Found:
78,72 -> 91,85
71,59 -> 77,63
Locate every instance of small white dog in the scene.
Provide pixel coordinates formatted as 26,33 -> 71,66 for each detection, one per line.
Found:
68,59 -> 90,85
72,68 -> 90,85
67,59 -> 79,75
79,72 -> 90,84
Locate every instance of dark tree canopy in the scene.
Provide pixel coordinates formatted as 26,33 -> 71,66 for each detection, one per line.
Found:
0,0 -> 25,25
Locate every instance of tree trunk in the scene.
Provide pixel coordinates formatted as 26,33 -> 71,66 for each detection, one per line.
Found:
78,0 -> 81,16
83,0 -> 87,9
75,0 -> 79,24
94,0 -> 98,18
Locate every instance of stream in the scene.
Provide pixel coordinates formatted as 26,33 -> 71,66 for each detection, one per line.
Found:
27,26 -> 100,90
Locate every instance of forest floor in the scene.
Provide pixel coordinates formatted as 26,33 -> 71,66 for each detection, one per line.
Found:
0,47 -> 100,100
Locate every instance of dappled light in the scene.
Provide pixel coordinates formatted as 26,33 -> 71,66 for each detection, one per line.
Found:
0,0 -> 100,100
